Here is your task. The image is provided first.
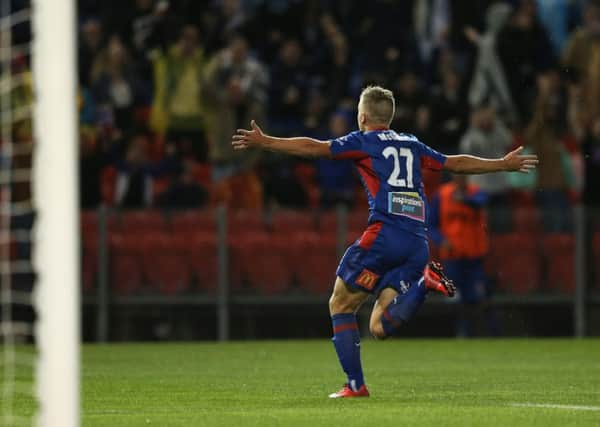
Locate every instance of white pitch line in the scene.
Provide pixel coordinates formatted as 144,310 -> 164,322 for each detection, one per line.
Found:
510,403 -> 600,412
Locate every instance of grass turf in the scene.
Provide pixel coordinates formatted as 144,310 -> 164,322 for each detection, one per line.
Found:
7,339 -> 600,426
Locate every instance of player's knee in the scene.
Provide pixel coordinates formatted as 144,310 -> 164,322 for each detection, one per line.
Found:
328,293 -> 354,315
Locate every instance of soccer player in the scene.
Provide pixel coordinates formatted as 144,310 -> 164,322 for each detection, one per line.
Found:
232,86 -> 538,398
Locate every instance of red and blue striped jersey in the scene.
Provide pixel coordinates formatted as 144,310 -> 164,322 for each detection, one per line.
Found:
330,130 -> 446,237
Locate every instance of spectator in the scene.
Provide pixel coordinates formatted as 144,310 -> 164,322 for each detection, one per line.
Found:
429,68 -> 469,153
114,134 -> 180,208
563,0 -> 600,121
562,0 -> 600,82
157,159 -> 209,209
414,105 -> 434,144
79,18 -> 104,87
268,39 -> 308,136
535,0 -> 572,56
467,2 -> 518,124
115,134 -> 154,208
204,35 -> 268,211
79,128 -> 110,209
582,116 -> 600,213
126,0 -> 174,84
392,71 -> 427,134
204,0 -> 252,54
152,25 -> 208,160
413,0 -> 450,71
351,0 -> 415,75
524,90 -> 577,232
429,174 -> 498,337
459,105 -> 513,232
496,0 -> 555,123
317,15 -> 352,108
316,112 -> 355,209
91,36 -> 148,134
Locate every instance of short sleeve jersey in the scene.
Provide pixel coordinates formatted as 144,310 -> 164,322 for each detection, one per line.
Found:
330,130 -> 446,237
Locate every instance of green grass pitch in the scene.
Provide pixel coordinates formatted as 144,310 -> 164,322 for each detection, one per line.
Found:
8,339 -> 600,426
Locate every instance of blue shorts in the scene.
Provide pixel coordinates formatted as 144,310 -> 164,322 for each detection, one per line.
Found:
336,221 -> 429,296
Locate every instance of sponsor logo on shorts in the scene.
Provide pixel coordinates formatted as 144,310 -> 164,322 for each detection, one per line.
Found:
355,269 -> 380,290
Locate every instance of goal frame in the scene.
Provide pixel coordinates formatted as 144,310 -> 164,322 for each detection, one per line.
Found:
32,0 -> 80,425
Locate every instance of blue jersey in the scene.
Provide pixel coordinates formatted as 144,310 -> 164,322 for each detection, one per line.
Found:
330,130 -> 447,238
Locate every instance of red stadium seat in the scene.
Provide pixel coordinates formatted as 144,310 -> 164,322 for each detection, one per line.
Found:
594,233 -> 600,290
100,167 -> 117,206
318,211 -> 338,233
230,232 -> 292,294
270,209 -> 318,234
319,210 -> 367,246
109,234 -> 144,295
287,233 -> 338,294
140,233 -> 191,295
185,232 -> 219,293
347,210 -> 368,242
486,233 -> 541,294
229,210 -> 265,235
114,211 -> 169,233
513,207 -> 542,234
81,230 -> 98,292
81,211 -> 98,233
541,234 -> 575,293
171,210 -> 216,234
81,211 -> 98,292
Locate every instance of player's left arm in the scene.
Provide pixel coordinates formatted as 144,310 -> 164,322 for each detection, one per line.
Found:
444,146 -> 538,174
232,120 -> 332,158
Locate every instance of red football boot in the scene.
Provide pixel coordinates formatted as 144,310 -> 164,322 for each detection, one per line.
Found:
424,261 -> 456,297
328,383 -> 370,398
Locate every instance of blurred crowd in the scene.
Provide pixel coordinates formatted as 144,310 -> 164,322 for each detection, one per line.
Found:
75,0 -> 600,232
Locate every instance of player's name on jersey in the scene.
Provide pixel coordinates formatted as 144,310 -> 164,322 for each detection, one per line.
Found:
377,132 -> 415,142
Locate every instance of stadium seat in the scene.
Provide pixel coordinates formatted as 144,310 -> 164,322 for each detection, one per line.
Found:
288,233 -> 338,294
270,209 -> 318,234
152,177 -> 170,201
191,162 -> 212,186
486,233 -> 541,294
170,210 -> 216,234
541,234 -> 575,293
140,233 -> 191,295
81,211 -> 98,234
230,232 -> 291,294
347,210 -> 368,239
594,233 -> 600,290
185,232 -> 219,293
114,211 -> 169,234
100,167 -> 117,206
81,230 -> 98,292
319,210 -> 367,246
229,210 -> 265,236
513,207 -> 542,234
109,234 -> 144,295
81,211 -> 98,291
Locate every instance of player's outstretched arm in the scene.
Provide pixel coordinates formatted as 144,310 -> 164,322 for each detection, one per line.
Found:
444,146 -> 538,174
232,120 -> 332,158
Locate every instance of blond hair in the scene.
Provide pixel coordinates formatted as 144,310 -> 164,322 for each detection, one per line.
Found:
359,86 -> 395,126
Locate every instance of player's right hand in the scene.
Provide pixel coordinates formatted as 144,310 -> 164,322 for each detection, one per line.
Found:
503,146 -> 538,173
232,120 -> 265,151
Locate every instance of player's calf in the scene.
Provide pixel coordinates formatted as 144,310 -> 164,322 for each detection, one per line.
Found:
329,278 -> 370,397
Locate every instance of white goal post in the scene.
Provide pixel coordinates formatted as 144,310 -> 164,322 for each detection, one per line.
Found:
32,0 -> 80,425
